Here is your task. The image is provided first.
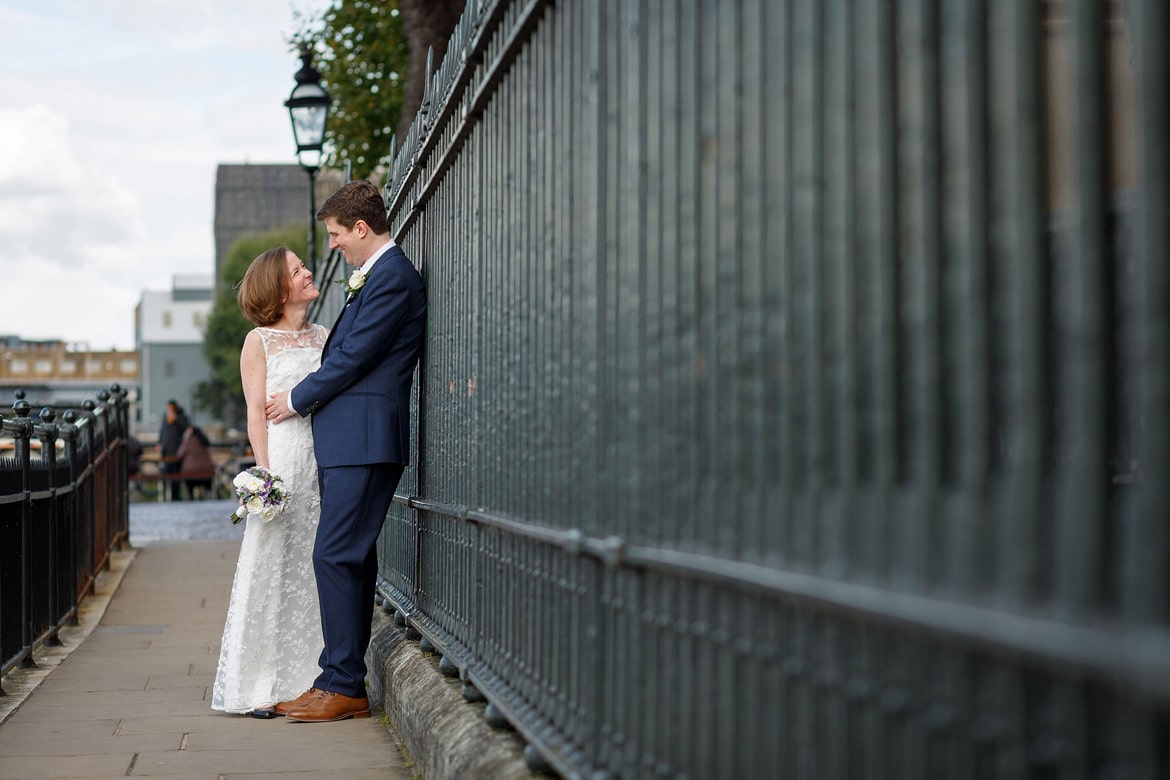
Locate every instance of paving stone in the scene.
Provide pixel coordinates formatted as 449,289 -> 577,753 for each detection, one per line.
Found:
0,536 -> 412,780
0,754 -> 135,779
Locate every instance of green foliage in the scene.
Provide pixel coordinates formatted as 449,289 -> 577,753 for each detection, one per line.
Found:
193,225 -> 309,428
293,0 -> 409,180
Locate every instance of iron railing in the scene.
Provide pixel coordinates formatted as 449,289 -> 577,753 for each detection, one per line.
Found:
309,0 -> 1170,776
0,387 -> 130,684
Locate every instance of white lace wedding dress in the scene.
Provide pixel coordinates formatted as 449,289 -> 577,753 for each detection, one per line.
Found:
211,325 -> 327,714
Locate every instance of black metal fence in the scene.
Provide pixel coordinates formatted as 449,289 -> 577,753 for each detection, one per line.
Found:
332,0 -> 1170,776
0,387 -> 130,684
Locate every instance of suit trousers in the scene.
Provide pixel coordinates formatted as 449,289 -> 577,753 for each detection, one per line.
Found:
312,462 -> 404,698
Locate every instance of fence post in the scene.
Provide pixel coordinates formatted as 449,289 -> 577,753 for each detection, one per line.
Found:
60,410 -> 82,620
79,400 -> 97,590
36,407 -> 64,647
108,385 -> 129,547
11,398 -> 35,668
94,390 -> 114,556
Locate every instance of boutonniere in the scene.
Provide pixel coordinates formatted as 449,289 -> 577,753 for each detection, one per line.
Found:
336,268 -> 368,297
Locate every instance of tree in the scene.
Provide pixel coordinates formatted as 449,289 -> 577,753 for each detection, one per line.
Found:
294,1 -> 409,180
294,0 -> 464,180
193,225 -> 309,428
398,0 -> 465,138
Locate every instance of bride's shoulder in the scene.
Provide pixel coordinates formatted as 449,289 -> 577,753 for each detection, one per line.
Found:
241,329 -> 266,362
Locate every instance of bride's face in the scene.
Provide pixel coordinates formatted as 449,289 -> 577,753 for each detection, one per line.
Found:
284,251 -> 320,304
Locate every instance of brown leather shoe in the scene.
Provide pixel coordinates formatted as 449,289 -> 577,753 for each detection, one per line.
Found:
271,687 -> 323,716
284,690 -> 371,722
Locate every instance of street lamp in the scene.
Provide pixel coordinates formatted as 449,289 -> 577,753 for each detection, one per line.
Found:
285,44 -> 331,273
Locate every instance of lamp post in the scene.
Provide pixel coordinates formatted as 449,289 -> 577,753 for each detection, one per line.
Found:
285,44 -> 331,274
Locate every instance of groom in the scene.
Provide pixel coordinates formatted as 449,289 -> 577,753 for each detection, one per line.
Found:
265,179 -> 426,722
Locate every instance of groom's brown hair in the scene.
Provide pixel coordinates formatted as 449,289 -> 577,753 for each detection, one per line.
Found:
316,180 -> 389,235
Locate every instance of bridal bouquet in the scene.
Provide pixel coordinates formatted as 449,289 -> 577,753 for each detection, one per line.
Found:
230,466 -> 289,524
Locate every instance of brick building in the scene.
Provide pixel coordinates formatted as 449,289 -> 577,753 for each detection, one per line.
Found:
0,335 -> 140,410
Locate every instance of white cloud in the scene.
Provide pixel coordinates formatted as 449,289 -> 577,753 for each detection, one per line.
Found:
0,0 -> 334,350
0,105 -> 146,271
0,264 -> 141,351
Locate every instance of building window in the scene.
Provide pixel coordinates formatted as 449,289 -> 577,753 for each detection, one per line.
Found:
162,311 -> 173,328
87,360 -> 103,373
34,359 -> 52,373
193,311 -> 205,328
120,359 -> 137,373
164,360 -> 175,377
60,360 -> 76,374
10,359 -> 27,374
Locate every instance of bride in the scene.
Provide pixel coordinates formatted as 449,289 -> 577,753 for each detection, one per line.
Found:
211,246 -> 328,717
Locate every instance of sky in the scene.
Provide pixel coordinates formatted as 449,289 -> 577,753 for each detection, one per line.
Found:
0,0 -> 333,351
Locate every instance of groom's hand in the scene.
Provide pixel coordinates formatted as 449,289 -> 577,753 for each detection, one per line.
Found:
265,393 -> 298,424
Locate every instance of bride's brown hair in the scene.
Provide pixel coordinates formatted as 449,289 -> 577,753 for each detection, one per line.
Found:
237,247 -> 290,326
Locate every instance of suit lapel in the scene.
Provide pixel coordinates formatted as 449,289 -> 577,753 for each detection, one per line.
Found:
322,304 -> 345,354
321,247 -> 401,355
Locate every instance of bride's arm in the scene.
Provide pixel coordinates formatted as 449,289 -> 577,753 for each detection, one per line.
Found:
240,330 -> 270,469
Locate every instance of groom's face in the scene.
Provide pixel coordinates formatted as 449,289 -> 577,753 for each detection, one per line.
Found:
324,216 -> 365,268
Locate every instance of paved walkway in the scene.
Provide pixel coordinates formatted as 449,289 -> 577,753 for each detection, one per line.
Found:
0,500 -> 415,780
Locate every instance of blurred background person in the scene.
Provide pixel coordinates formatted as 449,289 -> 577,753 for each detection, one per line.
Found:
158,400 -> 189,501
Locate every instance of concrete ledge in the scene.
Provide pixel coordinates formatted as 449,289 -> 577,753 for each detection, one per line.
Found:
366,608 -> 544,780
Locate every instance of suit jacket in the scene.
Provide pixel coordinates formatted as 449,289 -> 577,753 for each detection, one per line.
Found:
290,245 -> 426,468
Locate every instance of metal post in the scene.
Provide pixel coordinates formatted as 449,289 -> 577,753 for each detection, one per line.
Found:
61,410 -> 80,618
38,407 -> 63,647
13,399 -> 35,668
307,165 -> 319,274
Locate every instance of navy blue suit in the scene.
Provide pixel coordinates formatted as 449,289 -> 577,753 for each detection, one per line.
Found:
290,243 -> 425,697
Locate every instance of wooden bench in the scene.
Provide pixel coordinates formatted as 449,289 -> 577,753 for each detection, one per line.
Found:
129,470 -> 218,502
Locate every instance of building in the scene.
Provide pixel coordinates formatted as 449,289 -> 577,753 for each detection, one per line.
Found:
135,275 -> 215,438
213,163 -> 311,292
0,335 -> 140,411
213,162 -> 345,290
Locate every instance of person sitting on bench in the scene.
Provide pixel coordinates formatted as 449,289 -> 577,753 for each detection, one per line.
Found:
126,435 -> 143,478
176,426 -> 215,500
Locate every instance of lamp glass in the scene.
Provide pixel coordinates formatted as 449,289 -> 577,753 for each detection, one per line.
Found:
297,147 -> 323,170
288,82 -> 328,151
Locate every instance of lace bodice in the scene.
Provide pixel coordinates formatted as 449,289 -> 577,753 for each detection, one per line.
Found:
257,325 -> 328,394
211,324 -> 327,714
